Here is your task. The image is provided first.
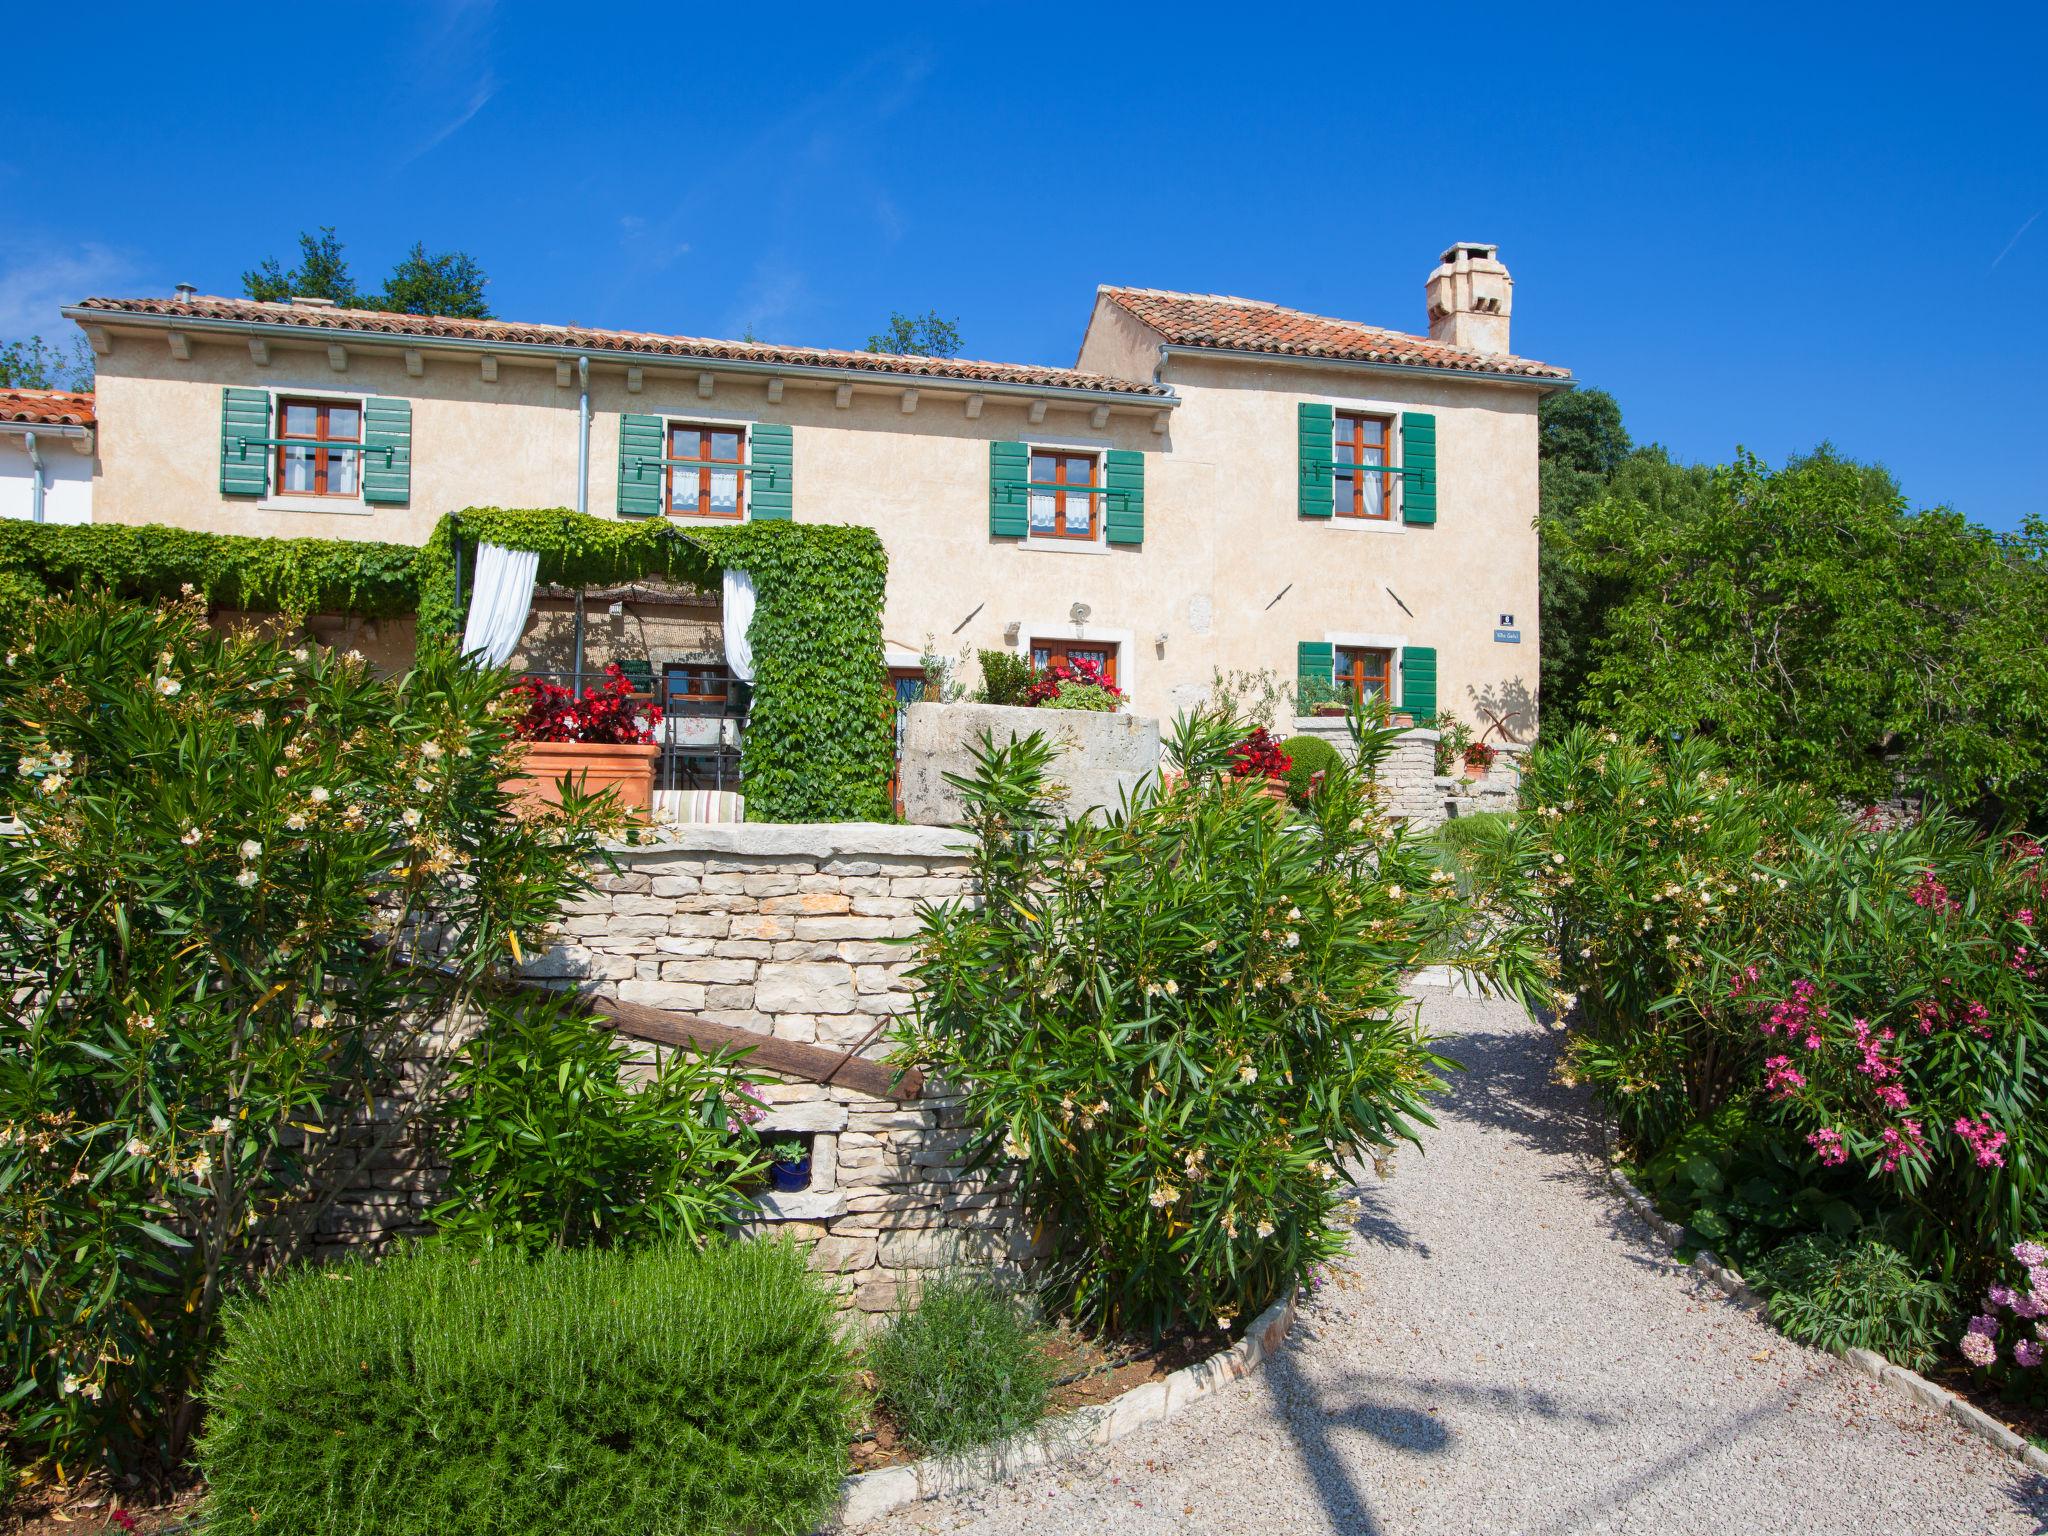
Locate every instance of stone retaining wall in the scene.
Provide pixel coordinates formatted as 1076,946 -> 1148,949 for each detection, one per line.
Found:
1286,718 -> 1521,829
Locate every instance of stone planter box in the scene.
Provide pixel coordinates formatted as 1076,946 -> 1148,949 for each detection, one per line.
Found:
504,741 -> 659,816
898,702 -> 1161,827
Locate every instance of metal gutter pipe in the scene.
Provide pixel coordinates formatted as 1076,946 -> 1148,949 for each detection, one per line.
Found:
24,431 -> 44,523
1158,343 -> 1575,392
575,355 -> 590,516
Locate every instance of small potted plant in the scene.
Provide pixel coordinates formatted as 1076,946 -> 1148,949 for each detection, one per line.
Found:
1463,739 -> 1499,779
765,1134 -> 812,1193
1432,713 -> 1474,777
503,664 -> 664,817
1227,727 -> 1294,805
1298,677 -> 1349,718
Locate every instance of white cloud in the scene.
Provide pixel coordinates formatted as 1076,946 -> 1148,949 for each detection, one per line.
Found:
0,243 -> 136,337
723,258 -> 810,342
395,0 -> 499,166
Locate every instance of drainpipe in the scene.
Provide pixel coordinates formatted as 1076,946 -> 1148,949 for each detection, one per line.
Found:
575,355 -> 591,516
24,431 -> 45,523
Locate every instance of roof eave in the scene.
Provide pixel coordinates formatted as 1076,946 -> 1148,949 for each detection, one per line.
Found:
1158,343 -> 1573,391
63,306 -> 1181,411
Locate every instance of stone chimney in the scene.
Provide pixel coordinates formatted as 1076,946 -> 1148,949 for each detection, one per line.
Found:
1425,242 -> 1513,356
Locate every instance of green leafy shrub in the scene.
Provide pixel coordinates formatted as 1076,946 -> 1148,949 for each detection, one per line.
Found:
1040,682 -> 1120,712
431,991 -> 767,1252
1431,711 -> 1473,776
197,1239 -> 856,1536
1278,734 -> 1343,804
903,711 -> 1544,1333
1425,810 -> 1533,900
0,593 -> 611,1479
866,1275 -> 1055,1456
976,648 -> 1038,706
1750,1236 -> 1958,1370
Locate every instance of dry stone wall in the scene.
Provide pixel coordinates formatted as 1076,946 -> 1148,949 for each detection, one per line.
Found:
1287,718 -> 1521,828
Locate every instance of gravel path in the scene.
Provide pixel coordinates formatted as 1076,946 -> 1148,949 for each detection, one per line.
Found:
859,987 -> 2048,1536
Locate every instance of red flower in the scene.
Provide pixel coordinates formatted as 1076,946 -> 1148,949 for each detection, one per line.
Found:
1025,656 -> 1124,707
1227,728 -> 1292,780
509,665 -> 662,745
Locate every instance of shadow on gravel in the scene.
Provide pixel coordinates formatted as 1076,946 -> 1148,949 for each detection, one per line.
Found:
1347,1186 -> 1427,1257
1999,1470 -> 2048,1536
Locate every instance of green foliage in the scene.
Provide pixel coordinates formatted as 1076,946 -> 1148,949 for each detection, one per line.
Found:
867,309 -> 963,358
1208,666 -> 1295,732
431,991 -> 766,1253
1750,1235 -> 1958,1370
975,649 -> 1038,706
0,593 -> 611,1479
0,519 -> 422,628
903,711 -> 1545,1333
1424,809 -> 1529,901
1559,447 -> 2048,818
243,227 -> 493,318
866,1275 -> 1055,1457
377,242 -> 493,318
243,226 -> 358,305
421,510 -> 894,823
196,1239 -> 857,1536
1041,682 -> 1120,713
1540,387 -> 1632,479
1431,710 -> 1474,776
1278,734 -> 1343,803
0,333 -> 94,392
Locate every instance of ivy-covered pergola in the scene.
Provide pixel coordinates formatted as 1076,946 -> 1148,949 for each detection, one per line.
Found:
0,510 -> 895,823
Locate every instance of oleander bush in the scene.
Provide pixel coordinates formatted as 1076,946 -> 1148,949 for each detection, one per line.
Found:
903,710 -> 1545,1334
866,1274 -> 1055,1456
1502,725 -> 2048,1314
0,592 -> 613,1480
197,1239 -> 857,1536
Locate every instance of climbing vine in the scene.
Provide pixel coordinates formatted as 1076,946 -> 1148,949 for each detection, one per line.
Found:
0,511 -> 893,824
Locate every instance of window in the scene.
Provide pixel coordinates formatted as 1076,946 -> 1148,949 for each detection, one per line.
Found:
276,397 -> 362,497
1030,638 -> 1118,684
1028,449 -> 1101,540
1335,645 -> 1393,704
667,424 -> 747,519
1333,412 -> 1396,520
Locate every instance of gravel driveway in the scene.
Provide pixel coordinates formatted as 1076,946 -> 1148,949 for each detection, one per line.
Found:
857,987 -> 2048,1535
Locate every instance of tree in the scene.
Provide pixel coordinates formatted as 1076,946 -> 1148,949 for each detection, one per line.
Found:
377,242 -> 492,318
1561,446 -> 2048,820
243,226 -> 359,306
0,334 -> 94,392
241,229 -> 492,318
1540,387 -> 1632,479
867,309 -> 962,358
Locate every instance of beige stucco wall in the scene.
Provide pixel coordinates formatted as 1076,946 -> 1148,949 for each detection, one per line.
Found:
84,317 -> 1543,732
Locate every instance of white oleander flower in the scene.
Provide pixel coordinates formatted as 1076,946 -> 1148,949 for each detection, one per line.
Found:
209,1116 -> 232,1134
420,741 -> 444,759
402,807 -> 423,828
285,813 -> 307,831
125,1137 -> 150,1158
156,677 -> 181,697
309,785 -> 330,803
239,839 -> 262,860
235,868 -> 259,888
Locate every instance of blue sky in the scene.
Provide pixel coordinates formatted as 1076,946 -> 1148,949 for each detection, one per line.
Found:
5,1 -> 2042,528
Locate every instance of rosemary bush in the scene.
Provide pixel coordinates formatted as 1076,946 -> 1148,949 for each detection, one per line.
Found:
197,1239 -> 856,1536
866,1275 -> 1054,1456
903,711 -> 1542,1334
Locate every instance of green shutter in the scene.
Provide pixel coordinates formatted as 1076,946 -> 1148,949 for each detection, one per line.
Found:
1296,640 -> 1335,700
989,441 -> 1028,538
1401,412 -> 1437,524
220,388 -> 269,496
1400,646 -> 1437,720
617,413 -> 664,518
1105,449 -> 1144,546
1298,403 -> 1334,518
361,396 -> 412,505
749,422 -> 793,521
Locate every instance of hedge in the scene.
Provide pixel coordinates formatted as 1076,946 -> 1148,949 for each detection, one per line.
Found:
0,511 -> 894,823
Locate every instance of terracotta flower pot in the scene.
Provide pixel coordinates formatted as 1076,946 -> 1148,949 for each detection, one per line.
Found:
505,741 -> 660,817
1313,704 -> 1348,718
1260,780 -> 1291,806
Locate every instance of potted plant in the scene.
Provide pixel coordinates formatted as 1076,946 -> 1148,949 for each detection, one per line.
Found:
1463,739 -> 1499,779
1227,727 -> 1294,805
1297,677 -> 1349,718
1025,656 -> 1124,712
765,1134 -> 812,1193
1432,712 -> 1474,777
503,664 -> 664,817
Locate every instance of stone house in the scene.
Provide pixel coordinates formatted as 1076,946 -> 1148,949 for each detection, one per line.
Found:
62,243 -> 1568,734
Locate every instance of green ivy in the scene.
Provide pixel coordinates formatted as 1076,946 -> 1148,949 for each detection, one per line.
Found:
0,520 -> 420,619
0,510 -> 894,825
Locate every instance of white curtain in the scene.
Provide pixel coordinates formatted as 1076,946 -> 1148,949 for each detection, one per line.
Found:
722,567 -> 757,684
460,542 -> 540,668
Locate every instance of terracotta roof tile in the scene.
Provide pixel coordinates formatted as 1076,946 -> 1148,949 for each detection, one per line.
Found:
1099,286 -> 1570,381
0,389 -> 95,427
73,296 -> 1172,398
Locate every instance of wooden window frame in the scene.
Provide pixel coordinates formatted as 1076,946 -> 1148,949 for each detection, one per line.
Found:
275,396 -> 363,499
1029,637 -> 1119,685
1027,448 -> 1103,541
666,422 -> 749,520
1334,644 -> 1393,705
1332,411 -> 1397,521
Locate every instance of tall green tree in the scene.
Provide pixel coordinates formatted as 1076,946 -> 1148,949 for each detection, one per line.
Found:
241,229 -> 492,318
1562,446 -> 2048,819
0,334 -> 94,391
867,309 -> 962,358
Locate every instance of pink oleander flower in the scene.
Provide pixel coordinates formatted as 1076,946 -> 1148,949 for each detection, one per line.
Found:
1969,1314 -> 2000,1337
2017,1339 -> 2044,1368
2018,909 -> 2036,926
1954,1114 -> 2008,1169
1807,1127 -> 1848,1167
2014,1292 -> 2048,1321
1989,1283 -> 2017,1310
1874,1083 -> 1910,1111
1763,1055 -> 1806,1099
1851,1018 -> 1901,1081
1961,1329 -> 1998,1367
1877,1119 -> 1927,1175
1912,871 -> 1960,915
2016,1241 -> 2048,1267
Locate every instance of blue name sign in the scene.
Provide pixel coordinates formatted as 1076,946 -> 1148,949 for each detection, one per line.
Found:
1495,627 -> 1521,643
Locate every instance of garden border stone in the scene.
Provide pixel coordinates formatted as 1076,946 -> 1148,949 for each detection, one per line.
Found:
1604,1139 -> 2048,1476
831,1290 -> 1300,1529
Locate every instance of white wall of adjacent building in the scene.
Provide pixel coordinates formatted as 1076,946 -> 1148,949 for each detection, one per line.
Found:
0,432 -> 94,523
